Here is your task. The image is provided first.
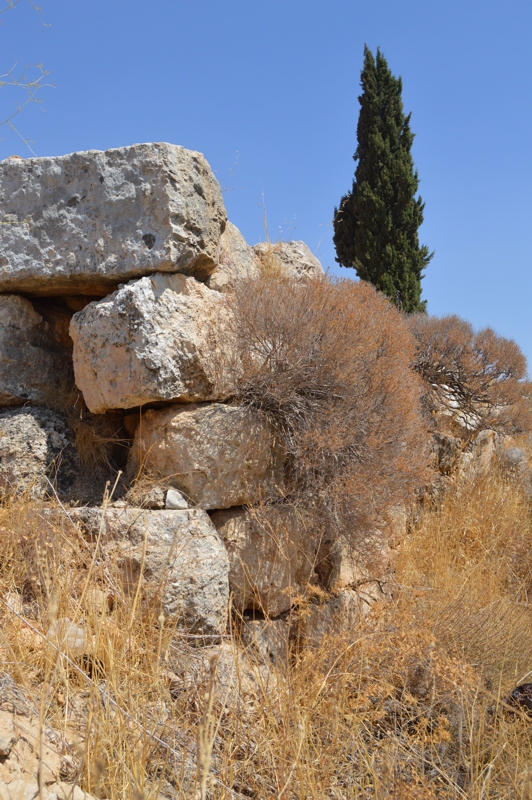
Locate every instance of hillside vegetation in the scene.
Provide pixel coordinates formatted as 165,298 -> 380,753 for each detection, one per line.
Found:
1,263 -> 532,799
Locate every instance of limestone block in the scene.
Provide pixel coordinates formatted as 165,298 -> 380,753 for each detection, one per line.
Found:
252,240 -> 324,280
304,585 -> 385,646
70,273 -> 233,413
206,221 -> 260,292
68,507 -> 229,635
0,142 -> 226,295
0,295 -> 67,407
459,429 -> 499,477
317,531 -> 392,591
0,407 -> 79,498
211,506 -> 317,616
241,618 -> 291,666
127,403 -> 285,510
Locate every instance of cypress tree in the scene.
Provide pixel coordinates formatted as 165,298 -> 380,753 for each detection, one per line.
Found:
333,46 -> 433,313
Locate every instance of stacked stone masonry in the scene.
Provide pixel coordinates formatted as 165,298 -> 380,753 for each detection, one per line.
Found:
0,142 -> 384,639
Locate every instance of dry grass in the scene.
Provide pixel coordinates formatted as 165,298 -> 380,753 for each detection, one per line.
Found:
1,466 -> 532,798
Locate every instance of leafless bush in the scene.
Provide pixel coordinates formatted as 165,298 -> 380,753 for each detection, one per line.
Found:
221,273 -> 433,541
409,314 -> 532,438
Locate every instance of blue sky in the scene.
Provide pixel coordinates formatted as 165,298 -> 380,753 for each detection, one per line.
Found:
2,0 -> 532,365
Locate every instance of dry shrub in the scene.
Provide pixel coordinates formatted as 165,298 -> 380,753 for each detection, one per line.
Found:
410,314 -> 532,438
222,273 -> 433,540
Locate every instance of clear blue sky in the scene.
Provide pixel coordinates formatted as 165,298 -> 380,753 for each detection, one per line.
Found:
2,0 -> 532,366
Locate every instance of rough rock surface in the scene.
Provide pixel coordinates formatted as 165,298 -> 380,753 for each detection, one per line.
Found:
318,531 -> 392,591
241,617 -> 291,666
70,273 -> 233,412
0,143 -> 226,295
211,506 -> 317,616
304,586 -> 385,646
0,672 -> 97,800
206,221 -> 259,292
0,407 -> 79,498
0,295 -> 69,407
167,641 -> 276,715
66,507 -> 229,634
127,403 -> 285,510
253,240 -> 324,280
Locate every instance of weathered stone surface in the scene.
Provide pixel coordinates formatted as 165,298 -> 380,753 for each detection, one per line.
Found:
303,586 -> 385,646
433,432 -> 462,475
0,408 -> 79,498
70,273 -> 232,413
167,641 -> 276,714
0,295 -> 68,407
127,403 -> 285,510
0,143 -> 227,295
317,531 -> 392,591
66,507 -> 229,635
459,429 -> 499,477
46,618 -> 86,657
211,506 -> 317,616
206,221 -> 259,292
165,488 -> 188,509
252,240 -> 324,280
241,618 -> 290,666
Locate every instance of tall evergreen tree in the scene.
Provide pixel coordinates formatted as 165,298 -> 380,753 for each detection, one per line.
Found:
333,46 -> 433,313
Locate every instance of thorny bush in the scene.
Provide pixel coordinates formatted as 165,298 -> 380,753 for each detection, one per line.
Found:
409,314 -> 532,439
221,273 -> 433,543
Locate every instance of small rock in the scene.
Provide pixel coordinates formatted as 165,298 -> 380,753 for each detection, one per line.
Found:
165,488 -> 188,509
0,711 -> 15,756
4,591 -> 23,616
47,618 -> 86,657
53,783 -> 99,800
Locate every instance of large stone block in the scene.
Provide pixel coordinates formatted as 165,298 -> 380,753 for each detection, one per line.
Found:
252,240 -> 324,280
0,407 -> 79,498
127,403 -> 285,510
211,506 -> 317,616
70,273 -> 232,412
206,221 -> 259,292
0,143 -> 227,295
0,295 -> 68,406
65,507 -> 229,635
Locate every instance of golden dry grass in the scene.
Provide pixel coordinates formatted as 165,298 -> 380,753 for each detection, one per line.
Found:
1,465 -> 532,798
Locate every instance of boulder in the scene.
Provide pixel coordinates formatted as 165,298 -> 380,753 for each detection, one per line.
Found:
241,617 -> 291,666
0,407 -> 79,498
127,403 -> 285,510
433,432 -> 462,475
66,507 -> 229,635
252,240 -> 324,280
206,221 -> 259,292
0,295 -> 68,407
303,586 -> 385,646
211,506 -> 317,616
459,429 -> 499,477
70,273 -> 233,412
0,142 -> 226,296
317,531 -> 392,591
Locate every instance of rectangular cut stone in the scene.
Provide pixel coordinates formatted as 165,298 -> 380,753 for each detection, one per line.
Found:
0,143 -> 227,296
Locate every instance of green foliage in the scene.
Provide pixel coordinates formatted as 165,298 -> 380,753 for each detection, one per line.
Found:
333,45 -> 433,313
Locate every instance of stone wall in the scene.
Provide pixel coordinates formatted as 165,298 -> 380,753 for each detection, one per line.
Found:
0,142 -> 386,640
